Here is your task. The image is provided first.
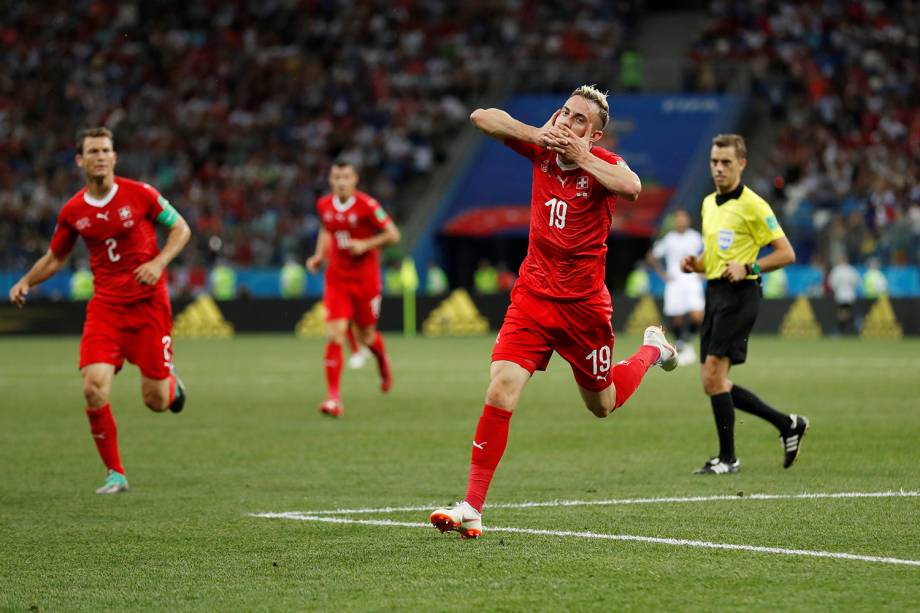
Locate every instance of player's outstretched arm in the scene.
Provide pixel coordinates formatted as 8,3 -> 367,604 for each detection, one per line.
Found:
307,228 -> 331,273
470,108 -> 565,149
135,215 -> 191,285
9,250 -> 68,308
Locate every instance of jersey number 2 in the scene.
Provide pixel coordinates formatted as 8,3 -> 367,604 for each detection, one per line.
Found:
105,238 -> 121,262
544,198 -> 567,229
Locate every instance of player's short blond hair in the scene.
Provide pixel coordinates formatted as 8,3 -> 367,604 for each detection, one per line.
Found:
712,134 -> 747,159
77,127 -> 114,154
571,84 -> 609,130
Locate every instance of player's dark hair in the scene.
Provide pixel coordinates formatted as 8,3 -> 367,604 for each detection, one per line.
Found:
712,134 -> 747,159
77,127 -> 114,154
331,159 -> 359,173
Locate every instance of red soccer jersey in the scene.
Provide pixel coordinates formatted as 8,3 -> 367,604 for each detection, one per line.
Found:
50,177 -> 172,304
316,190 -> 391,287
504,139 -> 625,300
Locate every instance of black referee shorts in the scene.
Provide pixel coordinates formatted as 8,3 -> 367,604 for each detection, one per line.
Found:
699,279 -> 761,365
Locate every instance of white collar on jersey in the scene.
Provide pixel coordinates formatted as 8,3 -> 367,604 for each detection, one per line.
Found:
555,154 -> 579,171
332,195 -> 356,212
83,183 -> 119,208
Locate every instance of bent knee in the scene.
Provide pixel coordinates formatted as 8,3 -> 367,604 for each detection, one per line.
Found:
584,397 -> 615,418
143,390 -> 169,412
82,379 -> 109,406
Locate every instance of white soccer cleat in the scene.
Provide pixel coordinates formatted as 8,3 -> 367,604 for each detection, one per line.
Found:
643,326 -> 678,372
429,501 -> 482,539
347,347 -> 370,370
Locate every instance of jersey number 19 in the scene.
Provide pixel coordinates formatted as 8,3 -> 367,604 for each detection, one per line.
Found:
544,198 -> 567,229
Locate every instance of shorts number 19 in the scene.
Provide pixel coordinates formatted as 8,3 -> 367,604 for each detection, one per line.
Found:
585,345 -> 611,376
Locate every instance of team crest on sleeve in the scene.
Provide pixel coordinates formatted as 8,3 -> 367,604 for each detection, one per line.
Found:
373,207 -> 388,222
718,229 -> 734,250
576,176 -> 589,190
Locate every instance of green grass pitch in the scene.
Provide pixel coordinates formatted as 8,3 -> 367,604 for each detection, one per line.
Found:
2,333 -> 919,611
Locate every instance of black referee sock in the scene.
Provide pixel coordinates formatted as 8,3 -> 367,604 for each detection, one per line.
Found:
731,384 -> 790,433
710,392 -> 735,462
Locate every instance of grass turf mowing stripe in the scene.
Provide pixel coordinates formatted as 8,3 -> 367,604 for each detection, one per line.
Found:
251,513 -> 920,568
281,490 -> 920,516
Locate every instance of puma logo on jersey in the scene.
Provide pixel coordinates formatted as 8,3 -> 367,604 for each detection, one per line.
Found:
96,212 -> 110,221
556,175 -> 569,187
472,441 -> 487,450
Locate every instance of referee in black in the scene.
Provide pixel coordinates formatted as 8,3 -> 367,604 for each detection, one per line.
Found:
680,134 -> 809,474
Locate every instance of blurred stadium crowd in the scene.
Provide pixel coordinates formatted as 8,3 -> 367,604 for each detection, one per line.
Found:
687,0 -> 920,268
0,0 -> 634,274
2,0 -> 918,295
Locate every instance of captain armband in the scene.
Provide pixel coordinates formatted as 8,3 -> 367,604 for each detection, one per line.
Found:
155,195 -> 179,228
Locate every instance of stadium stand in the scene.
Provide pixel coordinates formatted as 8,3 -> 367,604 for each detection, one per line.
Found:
686,0 -> 920,269
0,0 -> 635,275
2,1 -> 918,299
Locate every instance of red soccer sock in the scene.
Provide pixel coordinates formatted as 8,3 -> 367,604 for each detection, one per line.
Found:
464,404 -> 513,512
324,342 -> 343,400
367,332 -> 392,390
86,404 -> 125,475
345,326 -> 359,354
611,345 -> 660,408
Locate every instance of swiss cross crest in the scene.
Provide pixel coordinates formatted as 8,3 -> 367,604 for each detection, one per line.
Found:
576,176 -> 589,190
118,206 -> 132,220
323,212 -> 333,222
75,217 -> 91,230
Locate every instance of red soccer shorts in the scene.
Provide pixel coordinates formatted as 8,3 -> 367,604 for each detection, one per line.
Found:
80,289 -> 174,380
324,278 -> 381,327
492,284 -> 615,392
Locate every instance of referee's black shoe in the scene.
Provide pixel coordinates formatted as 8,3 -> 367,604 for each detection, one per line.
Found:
169,370 -> 187,414
693,457 -> 740,475
780,414 -> 809,469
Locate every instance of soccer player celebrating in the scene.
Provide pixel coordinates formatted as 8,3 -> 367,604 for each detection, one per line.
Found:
9,127 -> 191,494
680,134 -> 808,475
307,161 -> 400,418
646,208 -> 705,365
430,86 -> 678,539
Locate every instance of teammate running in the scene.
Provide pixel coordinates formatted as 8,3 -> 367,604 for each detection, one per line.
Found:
430,86 -> 678,538
9,127 -> 191,494
307,161 -> 400,418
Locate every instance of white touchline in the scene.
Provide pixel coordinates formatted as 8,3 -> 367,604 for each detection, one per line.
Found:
250,513 -> 920,568
280,490 -> 920,516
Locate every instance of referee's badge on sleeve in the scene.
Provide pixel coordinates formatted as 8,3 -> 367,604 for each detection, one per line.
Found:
718,229 -> 734,250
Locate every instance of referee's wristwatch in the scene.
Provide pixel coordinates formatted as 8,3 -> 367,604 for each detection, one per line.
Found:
745,261 -> 761,276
